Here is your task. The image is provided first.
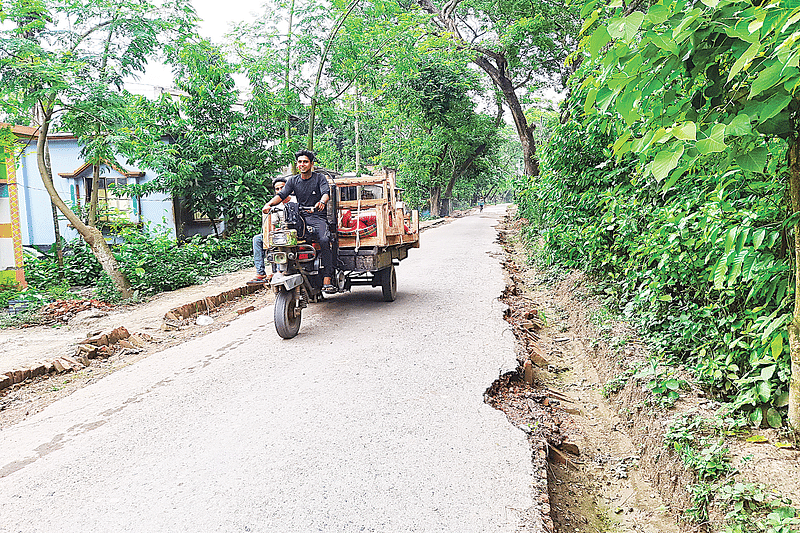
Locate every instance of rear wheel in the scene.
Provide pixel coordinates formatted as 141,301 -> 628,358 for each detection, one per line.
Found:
274,289 -> 302,339
379,264 -> 397,302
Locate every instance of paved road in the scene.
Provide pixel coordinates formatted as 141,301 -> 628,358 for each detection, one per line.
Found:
0,205 -> 538,532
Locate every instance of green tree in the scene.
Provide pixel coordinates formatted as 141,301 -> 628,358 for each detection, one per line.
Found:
0,0 -> 196,298
230,0 -> 436,161
120,40 -> 283,237
416,0 -> 580,177
378,55 -> 505,214
579,0 -> 800,428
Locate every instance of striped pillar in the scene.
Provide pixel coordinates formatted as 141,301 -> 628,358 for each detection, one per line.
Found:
1,148 -> 25,287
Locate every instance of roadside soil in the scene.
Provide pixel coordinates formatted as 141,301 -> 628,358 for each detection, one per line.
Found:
486,209 -> 800,533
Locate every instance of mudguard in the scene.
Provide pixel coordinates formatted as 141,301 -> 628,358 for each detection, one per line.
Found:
271,273 -> 303,290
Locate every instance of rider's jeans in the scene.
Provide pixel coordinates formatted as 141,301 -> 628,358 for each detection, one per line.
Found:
253,233 -> 267,276
302,212 -> 332,279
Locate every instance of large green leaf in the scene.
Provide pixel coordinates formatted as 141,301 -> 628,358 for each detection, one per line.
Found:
724,227 -> 737,255
759,93 -> 792,122
580,8 -> 600,37
770,334 -> 783,359
766,407 -> 782,428
607,12 -> 645,41
589,27 -> 611,58
749,60 -> 784,99
737,146 -> 768,171
757,381 -> 772,403
580,0 -> 599,18
673,121 -> 697,140
618,90 -> 641,125
750,408 -> 763,427
775,391 -> 790,408
725,114 -> 751,137
696,123 -> 726,154
648,33 -> 678,54
645,4 -> 670,25
753,227 -> 766,250
713,259 -> 727,290
651,144 -> 684,182
596,87 -> 619,113
728,42 -> 760,83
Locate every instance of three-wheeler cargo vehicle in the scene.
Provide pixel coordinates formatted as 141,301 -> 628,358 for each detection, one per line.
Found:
265,168 -> 419,338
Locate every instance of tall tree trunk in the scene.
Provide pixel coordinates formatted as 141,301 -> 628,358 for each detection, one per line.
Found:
36,100 -> 132,299
443,143 -> 488,199
307,0 -> 359,150
473,56 -> 538,177
285,0 -> 295,146
88,163 -> 100,226
50,200 -> 64,278
43,135 -> 64,277
429,186 -> 441,217
415,0 -> 539,177
88,20 -> 115,227
787,138 -> 800,430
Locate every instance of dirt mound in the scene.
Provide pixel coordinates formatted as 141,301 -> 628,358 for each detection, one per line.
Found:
41,299 -> 115,325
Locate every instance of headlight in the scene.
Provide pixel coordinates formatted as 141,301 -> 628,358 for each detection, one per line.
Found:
272,251 -> 287,264
271,231 -> 289,246
270,229 -> 298,246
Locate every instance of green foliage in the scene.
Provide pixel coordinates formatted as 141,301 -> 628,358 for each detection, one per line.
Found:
718,482 -> 799,533
600,372 -> 629,398
13,226 -> 253,315
63,241 -> 104,286
376,52 -> 508,212
660,411 -> 800,527
632,360 -> 688,407
112,225 -> 251,295
119,40 -> 280,236
558,0 -> 800,427
518,104 -> 792,424
0,283 -> 20,309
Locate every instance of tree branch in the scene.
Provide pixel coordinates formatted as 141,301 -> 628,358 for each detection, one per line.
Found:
69,19 -> 114,53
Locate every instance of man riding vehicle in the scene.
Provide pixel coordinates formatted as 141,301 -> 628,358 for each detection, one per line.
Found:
249,176 -> 295,285
263,149 -> 336,294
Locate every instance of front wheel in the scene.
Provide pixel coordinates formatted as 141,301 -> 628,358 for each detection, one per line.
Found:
274,289 -> 302,339
379,264 -> 397,302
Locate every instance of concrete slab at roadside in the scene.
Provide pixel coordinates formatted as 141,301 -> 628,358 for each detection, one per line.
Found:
0,268 -> 264,390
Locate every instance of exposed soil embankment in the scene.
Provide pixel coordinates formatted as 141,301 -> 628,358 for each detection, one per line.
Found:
489,210 -> 800,533
486,212 -> 683,533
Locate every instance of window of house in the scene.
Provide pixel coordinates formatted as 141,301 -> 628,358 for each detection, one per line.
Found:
85,177 -> 129,221
193,210 -> 212,222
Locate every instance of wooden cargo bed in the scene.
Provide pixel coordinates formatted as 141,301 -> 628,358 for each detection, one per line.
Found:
333,169 -> 420,251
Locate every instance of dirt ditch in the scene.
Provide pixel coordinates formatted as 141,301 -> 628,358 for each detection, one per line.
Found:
486,212 -> 692,533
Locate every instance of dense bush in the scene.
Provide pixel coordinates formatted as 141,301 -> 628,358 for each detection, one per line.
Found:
15,224 -> 253,306
518,116 -> 792,427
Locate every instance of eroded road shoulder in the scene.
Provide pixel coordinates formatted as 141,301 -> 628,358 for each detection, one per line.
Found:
486,212 -> 682,533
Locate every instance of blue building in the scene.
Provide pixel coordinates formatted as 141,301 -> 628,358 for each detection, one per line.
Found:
6,126 -> 214,247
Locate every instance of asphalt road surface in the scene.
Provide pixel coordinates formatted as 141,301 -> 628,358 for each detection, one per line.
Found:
0,205 -> 537,532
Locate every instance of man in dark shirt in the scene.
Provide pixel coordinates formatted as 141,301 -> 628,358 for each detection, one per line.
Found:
263,149 -> 336,293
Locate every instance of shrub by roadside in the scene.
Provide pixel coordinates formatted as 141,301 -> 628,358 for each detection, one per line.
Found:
1,225 -> 253,326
